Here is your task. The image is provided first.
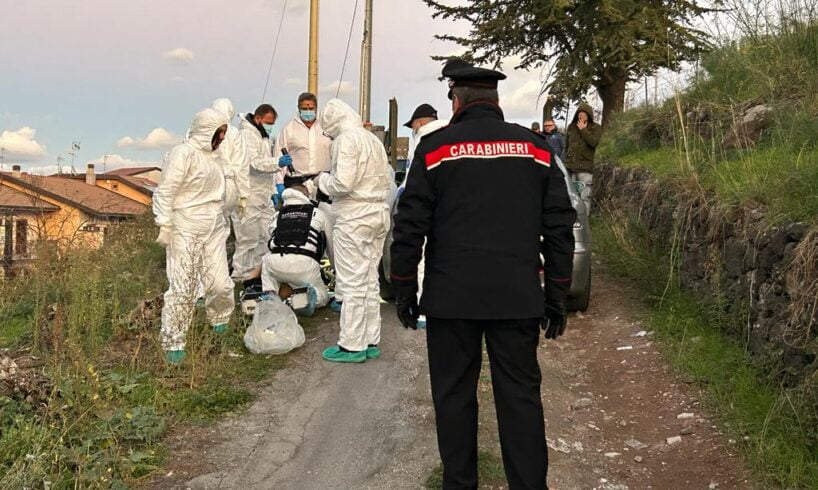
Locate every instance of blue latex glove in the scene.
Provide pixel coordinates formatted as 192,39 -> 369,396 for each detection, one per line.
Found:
276,183 -> 285,197
278,154 -> 293,168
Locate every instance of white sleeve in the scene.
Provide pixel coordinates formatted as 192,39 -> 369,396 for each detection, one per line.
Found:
317,135 -> 361,198
240,130 -> 280,174
152,146 -> 189,228
223,131 -> 249,199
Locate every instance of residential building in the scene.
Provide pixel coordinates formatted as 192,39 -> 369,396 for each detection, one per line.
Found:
1,165 -> 148,276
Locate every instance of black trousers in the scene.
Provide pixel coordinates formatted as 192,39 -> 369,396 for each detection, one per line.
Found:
426,318 -> 548,490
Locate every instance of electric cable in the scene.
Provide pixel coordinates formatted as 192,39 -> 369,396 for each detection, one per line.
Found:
336,0 -> 360,98
262,0 -> 290,102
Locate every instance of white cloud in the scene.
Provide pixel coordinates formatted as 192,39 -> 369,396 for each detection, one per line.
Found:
284,77 -> 304,87
319,80 -> 356,97
163,47 -> 195,64
86,154 -> 158,171
116,128 -> 181,150
0,127 -> 47,161
499,79 -> 545,119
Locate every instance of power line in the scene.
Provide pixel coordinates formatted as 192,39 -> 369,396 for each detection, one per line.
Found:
261,0 -> 290,102
336,0 -> 360,98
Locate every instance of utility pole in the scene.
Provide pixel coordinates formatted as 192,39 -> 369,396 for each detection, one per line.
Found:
308,0 -> 319,94
358,0 -> 373,122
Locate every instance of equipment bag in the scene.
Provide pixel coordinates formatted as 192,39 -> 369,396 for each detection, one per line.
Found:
243,297 -> 306,355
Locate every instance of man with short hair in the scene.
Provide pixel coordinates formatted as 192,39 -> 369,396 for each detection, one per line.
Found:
391,59 -> 576,489
232,104 -> 292,284
543,118 -> 566,159
273,93 -> 333,177
531,121 -> 541,132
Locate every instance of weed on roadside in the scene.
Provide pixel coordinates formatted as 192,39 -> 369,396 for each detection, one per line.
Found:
593,215 -> 818,487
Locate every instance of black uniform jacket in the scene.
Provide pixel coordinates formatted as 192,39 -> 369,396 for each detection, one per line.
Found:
390,101 -> 576,320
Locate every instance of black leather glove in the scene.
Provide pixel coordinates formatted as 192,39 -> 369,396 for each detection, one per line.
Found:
396,295 -> 419,330
541,308 -> 567,340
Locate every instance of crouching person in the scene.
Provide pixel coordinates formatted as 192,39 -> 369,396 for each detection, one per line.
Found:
153,108 -> 236,365
261,183 -> 331,316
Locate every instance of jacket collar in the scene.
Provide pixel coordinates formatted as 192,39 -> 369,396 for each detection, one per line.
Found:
245,113 -> 269,139
450,101 -> 505,124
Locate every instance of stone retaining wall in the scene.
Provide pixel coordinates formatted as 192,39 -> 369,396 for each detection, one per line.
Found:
595,163 -> 817,387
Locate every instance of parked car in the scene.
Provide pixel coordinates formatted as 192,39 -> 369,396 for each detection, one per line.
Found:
380,156 -> 592,312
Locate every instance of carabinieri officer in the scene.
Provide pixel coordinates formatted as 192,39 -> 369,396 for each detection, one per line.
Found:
390,59 -> 576,489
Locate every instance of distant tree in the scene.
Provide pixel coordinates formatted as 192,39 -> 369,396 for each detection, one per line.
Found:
425,0 -> 717,125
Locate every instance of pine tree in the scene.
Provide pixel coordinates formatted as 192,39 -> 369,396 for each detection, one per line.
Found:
425,0 -> 716,125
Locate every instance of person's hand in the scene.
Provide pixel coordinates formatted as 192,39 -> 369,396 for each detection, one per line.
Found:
396,295 -> 419,330
156,226 -> 172,248
237,197 -> 247,218
577,119 -> 587,130
541,309 -> 567,340
278,154 -> 293,168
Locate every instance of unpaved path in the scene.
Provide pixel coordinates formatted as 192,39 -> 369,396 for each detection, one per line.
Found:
150,268 -> 753,489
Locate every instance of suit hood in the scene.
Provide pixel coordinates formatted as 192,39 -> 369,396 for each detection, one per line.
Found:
320,99 -> 362,139
187,108 -> 228,153
211,98 -> 236,122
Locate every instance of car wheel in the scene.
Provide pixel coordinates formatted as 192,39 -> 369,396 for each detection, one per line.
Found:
566,264 -> 591,312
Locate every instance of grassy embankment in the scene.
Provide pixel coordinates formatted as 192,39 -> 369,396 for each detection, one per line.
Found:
0,215 -> 320,488
594,15 -> 818,488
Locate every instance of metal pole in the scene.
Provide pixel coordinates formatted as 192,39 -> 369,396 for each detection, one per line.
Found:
308,0 -> 319,94
358,0 -> 373,122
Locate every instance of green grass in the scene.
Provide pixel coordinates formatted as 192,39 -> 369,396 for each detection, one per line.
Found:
593,215 -> 818,488
425,451 -> 507,489
598,19 -> 818,224
0,215 -> 297,488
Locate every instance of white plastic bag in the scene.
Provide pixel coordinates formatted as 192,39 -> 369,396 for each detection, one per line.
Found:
243,297 -> 305,355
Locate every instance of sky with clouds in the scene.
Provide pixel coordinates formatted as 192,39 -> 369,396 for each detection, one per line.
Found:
1,0 -> 569,173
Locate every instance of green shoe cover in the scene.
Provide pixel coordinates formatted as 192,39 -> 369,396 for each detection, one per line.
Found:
322,345 -> 366,363
164,350 -> 186,364
365,345 -> 381,359
212,323 -> 228,334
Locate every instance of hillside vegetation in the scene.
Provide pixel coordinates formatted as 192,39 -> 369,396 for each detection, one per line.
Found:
0,216 -> 303,488
599,19 -> 818,223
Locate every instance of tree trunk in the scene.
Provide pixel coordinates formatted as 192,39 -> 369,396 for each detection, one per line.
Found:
596,67 -> 627,128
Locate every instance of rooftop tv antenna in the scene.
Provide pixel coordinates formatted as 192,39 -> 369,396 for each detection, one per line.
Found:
103,153 -> 114,174
68,141 -> 81,174
56,154 -> 65,175
0,147 -> 5,172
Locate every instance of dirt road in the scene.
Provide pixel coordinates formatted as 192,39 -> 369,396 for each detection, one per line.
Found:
151,269 -> 752,489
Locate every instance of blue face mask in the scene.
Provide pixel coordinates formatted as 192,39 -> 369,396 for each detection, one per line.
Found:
300,110 -> 317,122
263,123 -> 275,135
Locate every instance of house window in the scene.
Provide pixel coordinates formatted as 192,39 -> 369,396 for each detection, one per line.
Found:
81,224 -> 101,232
15,219 -> 28,256
112,183 -> 119,190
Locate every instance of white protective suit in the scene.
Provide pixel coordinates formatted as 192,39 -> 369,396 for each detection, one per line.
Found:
317,99 -> 391,351
397,118 -> 449,306
272,113 -> 337,266
153,108 -> 234,351
232,114 -> 283,280
261,188 -> 332,307
211,98 -> 248,215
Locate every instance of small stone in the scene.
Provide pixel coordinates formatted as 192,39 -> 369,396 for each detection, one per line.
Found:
631,330 -> 648,337
709,483 -> 719,489
677,412 -> 695,420
605,452 -> 621,458
572,441 -> 585,452
619,420 -> 628,427
616,345 -> 634,351
666,436 -> 682,445
634,455 -> 643,463
571,397 -> 593,410
624,438 -> 648,450
680,427 -> 694,436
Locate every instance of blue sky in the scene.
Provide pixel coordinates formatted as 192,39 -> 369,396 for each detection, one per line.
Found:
1,0 -> 557,174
